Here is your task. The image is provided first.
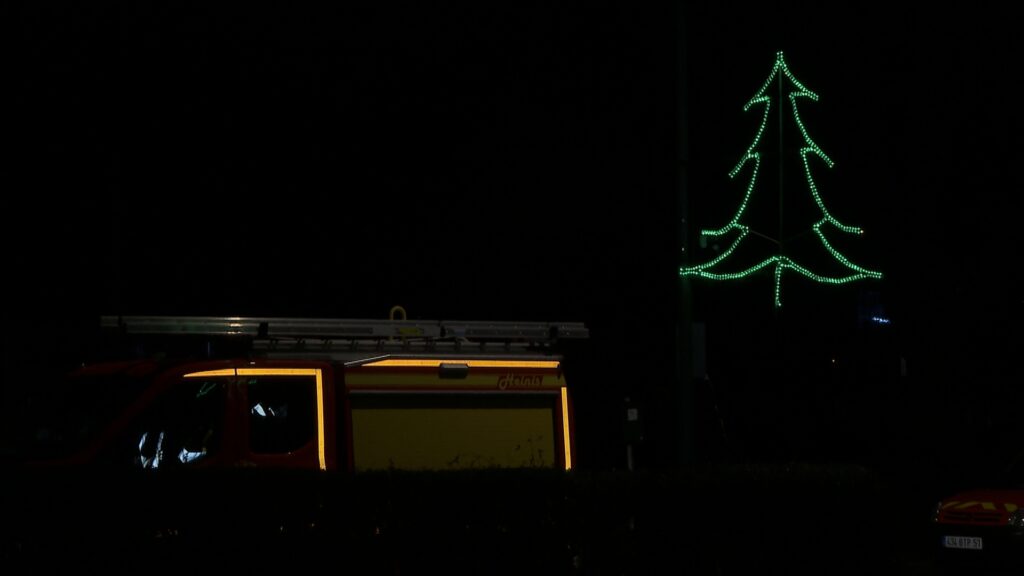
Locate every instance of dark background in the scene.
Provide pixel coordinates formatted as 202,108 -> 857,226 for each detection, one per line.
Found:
8,2 -> 1021,478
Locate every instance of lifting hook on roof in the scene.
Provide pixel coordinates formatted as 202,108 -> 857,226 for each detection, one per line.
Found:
389,305 -> 407,342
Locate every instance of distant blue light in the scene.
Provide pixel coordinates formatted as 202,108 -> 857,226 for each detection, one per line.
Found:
870,316 -> 891,325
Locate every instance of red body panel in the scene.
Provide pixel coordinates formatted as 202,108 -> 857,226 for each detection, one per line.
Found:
936,489 -> 1024,526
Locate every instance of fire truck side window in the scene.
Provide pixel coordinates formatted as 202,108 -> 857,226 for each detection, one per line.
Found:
107,378 -> 226,469
246,376 -> 316,454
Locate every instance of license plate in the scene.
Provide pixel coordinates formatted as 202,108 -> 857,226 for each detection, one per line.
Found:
943,535 -> 983,550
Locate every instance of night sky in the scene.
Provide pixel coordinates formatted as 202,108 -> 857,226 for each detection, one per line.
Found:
8,2 -> 1021,473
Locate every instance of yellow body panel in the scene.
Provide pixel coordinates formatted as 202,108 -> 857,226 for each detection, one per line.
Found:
351,405 -> 556,470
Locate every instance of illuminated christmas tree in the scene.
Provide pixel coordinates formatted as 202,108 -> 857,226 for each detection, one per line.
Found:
680,51 -> 881,307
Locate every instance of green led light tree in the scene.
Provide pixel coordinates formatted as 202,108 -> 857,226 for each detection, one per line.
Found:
680,51 -> 881,307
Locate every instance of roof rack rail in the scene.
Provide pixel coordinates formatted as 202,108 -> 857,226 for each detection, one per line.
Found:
100,316 -> 589,344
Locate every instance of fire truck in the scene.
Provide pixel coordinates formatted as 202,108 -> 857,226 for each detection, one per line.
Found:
15,314 -> 588,473
3,314 -> 590,568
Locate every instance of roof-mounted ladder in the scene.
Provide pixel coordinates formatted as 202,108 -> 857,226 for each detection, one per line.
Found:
100,316 -> 589,344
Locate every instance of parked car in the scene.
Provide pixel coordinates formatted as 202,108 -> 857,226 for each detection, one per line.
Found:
932,450 -> 1024,573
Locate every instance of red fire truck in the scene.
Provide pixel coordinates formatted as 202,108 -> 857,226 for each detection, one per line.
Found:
14,315 -> 588,473
3,314 -> 589,568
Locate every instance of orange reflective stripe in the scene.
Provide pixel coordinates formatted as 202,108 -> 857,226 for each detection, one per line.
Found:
561,387 -> 571,471
364,359 -> 559,369
184,368 -> 236,378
